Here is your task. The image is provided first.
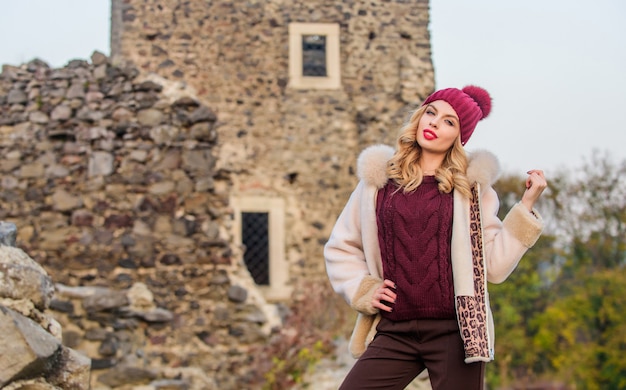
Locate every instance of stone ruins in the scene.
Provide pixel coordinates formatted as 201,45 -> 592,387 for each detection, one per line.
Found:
0,0 -> 434,388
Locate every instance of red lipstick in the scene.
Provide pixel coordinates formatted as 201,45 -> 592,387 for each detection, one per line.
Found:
423,129 -> 437,140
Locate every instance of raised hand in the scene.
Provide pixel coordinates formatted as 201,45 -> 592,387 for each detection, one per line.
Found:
521,169 -> 547,212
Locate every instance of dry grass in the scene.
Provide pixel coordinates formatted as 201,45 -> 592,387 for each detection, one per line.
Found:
247,278 -> 355,389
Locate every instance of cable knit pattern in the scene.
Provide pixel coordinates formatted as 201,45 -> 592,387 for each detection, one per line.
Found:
324,145 -> 544,360
376,178 -> 455,320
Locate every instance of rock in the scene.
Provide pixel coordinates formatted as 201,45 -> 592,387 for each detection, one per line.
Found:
29,111 -> 49,124
82,290 -> 129,312
91,51 -> 108,66
7,89 -> 27,104
189,122 -> 217,143
0,306 -> 62,387
51,189 -> 83,211
127,283 -> 155,311
187,106 -> 216,124
1,378 -> 60,390
46,347 -> 92,390
0,246 -> 54,311
131,307 -> 174,323
19,162 -> 45,178
50,104 -> 73,121
150,378 -> 191,389
88,151 -> 114,176
149,124 -> 180,145
0,222 -> 17,247
137,108 -> 164,126
66,82 -> 86,99
227,286 -> 248,303
97,365 -> 157,387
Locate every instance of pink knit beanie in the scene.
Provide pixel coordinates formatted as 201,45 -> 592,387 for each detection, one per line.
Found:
422,85 -> 492,145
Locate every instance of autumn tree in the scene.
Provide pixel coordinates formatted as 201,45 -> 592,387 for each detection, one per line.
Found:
532,269 -> 626,389
486,174 -> 559,388
547,150 -> 626,274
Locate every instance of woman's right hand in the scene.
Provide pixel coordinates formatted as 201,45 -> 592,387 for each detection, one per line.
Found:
372,279 -> 397,312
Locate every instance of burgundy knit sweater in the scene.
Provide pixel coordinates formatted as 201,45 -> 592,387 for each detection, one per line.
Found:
376,176 -> 455,321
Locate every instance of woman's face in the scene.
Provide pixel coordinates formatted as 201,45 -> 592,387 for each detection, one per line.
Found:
416,100 -> 461,154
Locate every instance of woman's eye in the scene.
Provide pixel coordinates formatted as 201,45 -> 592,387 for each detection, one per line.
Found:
426,110 -> 435,115
445,120 -> 454,126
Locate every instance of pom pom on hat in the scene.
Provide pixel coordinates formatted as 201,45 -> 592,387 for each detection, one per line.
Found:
461,85 -> 492,119
422,85 -> 492,145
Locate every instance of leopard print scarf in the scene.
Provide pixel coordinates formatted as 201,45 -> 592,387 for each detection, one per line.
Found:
455,183 -> 491,362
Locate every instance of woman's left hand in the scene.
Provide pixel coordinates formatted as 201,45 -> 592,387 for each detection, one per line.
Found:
521,169 -> 547,211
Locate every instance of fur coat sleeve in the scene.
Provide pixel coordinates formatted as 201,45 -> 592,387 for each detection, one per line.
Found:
324,144 -> 544,360
323,145 -> 392,313
463,150 -> 544,284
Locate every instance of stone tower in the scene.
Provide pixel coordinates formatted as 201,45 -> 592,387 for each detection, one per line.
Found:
110,0 -> 435,300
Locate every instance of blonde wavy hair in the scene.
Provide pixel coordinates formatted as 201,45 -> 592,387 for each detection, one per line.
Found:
387,105 -> 473,198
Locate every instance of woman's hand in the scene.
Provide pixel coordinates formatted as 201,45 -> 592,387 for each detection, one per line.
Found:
372,279 -> 397,312
521,169 -> 547,212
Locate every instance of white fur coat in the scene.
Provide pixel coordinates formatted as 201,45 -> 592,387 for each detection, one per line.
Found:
324,144 -> 543,362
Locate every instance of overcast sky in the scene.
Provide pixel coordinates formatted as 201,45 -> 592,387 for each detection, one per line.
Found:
431,0 -> 626,174
1,0 -> 625,174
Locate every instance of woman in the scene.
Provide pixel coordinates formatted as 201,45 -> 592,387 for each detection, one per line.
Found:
324,85 -> 546,390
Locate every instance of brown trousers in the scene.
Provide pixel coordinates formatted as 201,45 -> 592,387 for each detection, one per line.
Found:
339,317 -> 485,390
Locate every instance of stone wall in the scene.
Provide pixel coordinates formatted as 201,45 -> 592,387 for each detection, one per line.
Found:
0,55 -> 281,389
0,0 -> 436,386
111,0 -> 436,287
0,222 -> 91,389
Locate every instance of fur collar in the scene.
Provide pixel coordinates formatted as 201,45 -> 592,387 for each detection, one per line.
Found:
356,144 -> 500,189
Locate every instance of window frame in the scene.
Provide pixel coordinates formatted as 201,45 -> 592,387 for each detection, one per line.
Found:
288,22 -> 341,90
231,196 -> 291,301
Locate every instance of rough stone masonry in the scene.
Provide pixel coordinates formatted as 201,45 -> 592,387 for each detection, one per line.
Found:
0,54 -> 280,389
0,0 -> 435,388
0,221 -> 91,389
110,0 -> 436,287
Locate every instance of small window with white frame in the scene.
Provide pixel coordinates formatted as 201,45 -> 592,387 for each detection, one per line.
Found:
231,196 -> 291,301
288,22 -> 341,90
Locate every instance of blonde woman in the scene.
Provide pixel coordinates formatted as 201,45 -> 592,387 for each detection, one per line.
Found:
324,86 -> 547,390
